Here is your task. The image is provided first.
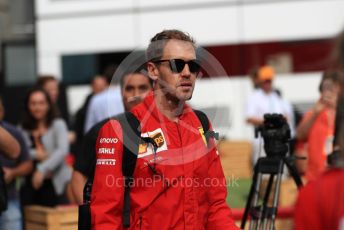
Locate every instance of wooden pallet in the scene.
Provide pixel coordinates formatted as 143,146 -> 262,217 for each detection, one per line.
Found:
218,141 -> 253,179
25,205 -> 78,230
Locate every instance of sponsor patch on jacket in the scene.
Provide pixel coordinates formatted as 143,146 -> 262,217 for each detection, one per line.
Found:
138,128 -> 168,158
96,159 -> 116,166
99,138 -> 118,144
98,148 -> 115,154
198,127 -> 207,146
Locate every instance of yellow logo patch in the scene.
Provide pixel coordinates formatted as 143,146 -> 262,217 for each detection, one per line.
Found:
151,132 -> 165,148
138,143 -> 148,154
199,127 -> 207,146
138,132 -> 165,155
138,128 -> 168,158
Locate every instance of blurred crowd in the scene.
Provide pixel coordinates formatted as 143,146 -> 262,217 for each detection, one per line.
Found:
0,69 -> 152,229
245,27 -> 344,229
0,26 -> 344,230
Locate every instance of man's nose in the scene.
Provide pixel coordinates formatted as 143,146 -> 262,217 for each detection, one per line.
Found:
180,64 -> 191,78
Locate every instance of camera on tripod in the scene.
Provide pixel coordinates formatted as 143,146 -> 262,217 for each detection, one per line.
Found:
242,114 -> 302,230
255,114 -> 291,158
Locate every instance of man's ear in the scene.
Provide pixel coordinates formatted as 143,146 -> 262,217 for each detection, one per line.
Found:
147,62 -> 159,81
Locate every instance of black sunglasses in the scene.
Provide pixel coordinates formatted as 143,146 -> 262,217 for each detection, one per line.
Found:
153,59 -> 201,74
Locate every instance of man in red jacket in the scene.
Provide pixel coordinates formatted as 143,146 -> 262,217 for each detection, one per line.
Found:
90,29 -> 239,229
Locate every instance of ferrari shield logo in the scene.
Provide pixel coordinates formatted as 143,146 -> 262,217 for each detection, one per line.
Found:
198,127 -> 207,146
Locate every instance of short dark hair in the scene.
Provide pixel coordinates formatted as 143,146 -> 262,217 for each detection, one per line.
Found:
120,70 -> 153,90
21,87 -> 56,130
102,65 -> 118,84
91,75 -> 108,84
36,75 -> 57,87
146,29 -> 195,61
319,70 -> 343,92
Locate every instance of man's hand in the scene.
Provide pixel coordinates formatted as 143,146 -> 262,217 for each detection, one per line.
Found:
32,170 -> 44,190
35,146 -> 48,161
0,126 -> 20,159
2,167 -> 15,184
320,91 -> 337,109
313,100 -> 326,115
246,118 -> 264,126
32,133 -> 48,161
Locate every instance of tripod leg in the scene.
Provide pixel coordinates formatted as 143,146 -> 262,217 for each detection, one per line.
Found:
269,160 -> 284,230
262,174 -> 274,230
249,172 -> 263,230
241,163 -> 260,229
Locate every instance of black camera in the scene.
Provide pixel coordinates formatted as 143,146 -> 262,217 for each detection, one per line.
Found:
256,113 -> 291,158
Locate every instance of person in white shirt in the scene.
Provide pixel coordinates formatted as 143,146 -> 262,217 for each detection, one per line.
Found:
246,65 -> 294,164
84,85 -> 124,133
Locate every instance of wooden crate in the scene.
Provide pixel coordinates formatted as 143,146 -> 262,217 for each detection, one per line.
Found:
218,141 -> 253,179
25,205 -> 78,230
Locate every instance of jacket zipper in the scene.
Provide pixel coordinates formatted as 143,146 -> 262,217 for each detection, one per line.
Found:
176,120 -> 183,152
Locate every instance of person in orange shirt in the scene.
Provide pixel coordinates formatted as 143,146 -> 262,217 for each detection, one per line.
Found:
294,27 -> 344,230
295,70 -> 342,182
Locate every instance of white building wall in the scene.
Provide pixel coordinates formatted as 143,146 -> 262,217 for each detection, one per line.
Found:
36,0 -> 341,139
35,0 -> 344,77
190,72 -> 322,140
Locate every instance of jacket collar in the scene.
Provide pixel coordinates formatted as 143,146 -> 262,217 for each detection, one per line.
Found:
142,91 -> 193,124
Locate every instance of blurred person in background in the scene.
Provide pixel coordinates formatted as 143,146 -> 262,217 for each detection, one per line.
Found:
0,96 -> 20,160
73,75 -> 109,134
36,76 -> 75,143
293,24 -> 344,230
294,70 -> 342,182
36,76 -> 64,119
0,127 -> 20,159
246,65 -> 294,164
0,97 -> 32,230
294,126 -> 344,230
331,29 -> 344,161
19,88 -> 71,207
248,67 -> 260,89
119,71 -> 153,111
36,76 -> 59,106
84,69 -> 125,133
71,71 -> 152,204
72,75 -> 109,156
90,75 -> 109,95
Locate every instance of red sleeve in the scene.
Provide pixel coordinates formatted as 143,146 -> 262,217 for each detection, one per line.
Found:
298,110 -> 314,140
294,182 -> 321,230
90,120 -> 124,229
205,124 -> 240,230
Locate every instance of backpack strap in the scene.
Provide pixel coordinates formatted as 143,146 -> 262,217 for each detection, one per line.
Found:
79,117 -> 114,230
116,112 -> 141,228
80,112 -> 141,229
193,110 -> 219,142
193,110 -> 209,133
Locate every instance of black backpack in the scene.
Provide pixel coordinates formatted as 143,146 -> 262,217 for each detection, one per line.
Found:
78,110 -> 217,229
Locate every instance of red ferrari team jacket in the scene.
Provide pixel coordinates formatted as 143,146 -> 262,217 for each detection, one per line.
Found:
90,92 -> 239,230
294,169 -> 344,230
